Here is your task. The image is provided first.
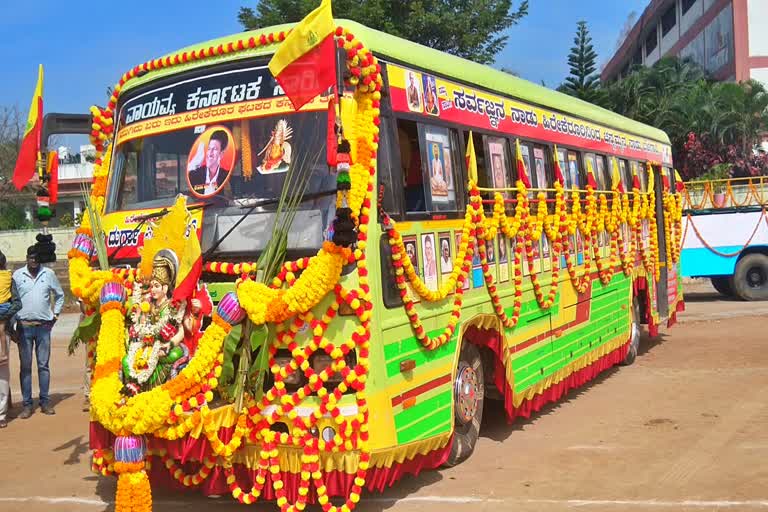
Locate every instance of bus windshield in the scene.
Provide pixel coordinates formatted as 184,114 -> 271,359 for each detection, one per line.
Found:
107,61 -> 337,257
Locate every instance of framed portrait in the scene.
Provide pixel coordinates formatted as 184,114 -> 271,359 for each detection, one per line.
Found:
422,74 -> 440,116
542,235 -> 551,272
402,235 -> 420,302
421,126 -> 457,210
406,70 -> 423,113
186,125 -> 236,199
498,236 -> 509,283
421,233 -> 439,291
438,232 -> 453,275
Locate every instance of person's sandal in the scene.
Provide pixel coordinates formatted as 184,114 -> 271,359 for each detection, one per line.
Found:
41,404 -> 56,415
0,419 -> 7,428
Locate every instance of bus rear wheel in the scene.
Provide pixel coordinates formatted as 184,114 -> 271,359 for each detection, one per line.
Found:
733,254 -> 768,301
621,300 -> 641,366
444,342 -> 484,467
710,276 -> 734,297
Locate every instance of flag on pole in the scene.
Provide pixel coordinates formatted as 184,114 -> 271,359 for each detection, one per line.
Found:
552,145 -> 565,186
586,158 -> 598,189
661,167 -> 670,191
466,131 -> 478,184
674,169 -> 685,193
631,163 -> 641,190
13,64 -> 44,191
46,151 -> 59,205
268,0 -> 336,111
646,162 -> 655,194
514,138 -> 531,188
174,223 -> 203,303
611,157 -> 624,193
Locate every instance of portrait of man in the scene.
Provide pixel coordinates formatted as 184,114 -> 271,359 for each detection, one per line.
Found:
406,72 -> 422,112
422,234 -> 438,290
439,235 -> 453,274
486,240 -> 495,264
492,153 -> 505,189
422,75 -> 439,116
498,237 -> 507,263
429,142 -> 448,197
404,238 -> 419,276
188,129 -> 232,197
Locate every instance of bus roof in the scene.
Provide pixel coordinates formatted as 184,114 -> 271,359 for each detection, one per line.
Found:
122,19 -> 671,145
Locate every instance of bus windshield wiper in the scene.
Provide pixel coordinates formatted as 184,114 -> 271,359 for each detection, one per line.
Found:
204,188 -> 338,260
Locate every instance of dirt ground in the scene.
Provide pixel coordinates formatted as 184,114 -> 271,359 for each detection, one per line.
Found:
1,279 -> 767,512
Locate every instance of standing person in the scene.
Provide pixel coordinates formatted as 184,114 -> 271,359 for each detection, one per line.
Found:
13,246 -> 64,418
0,251 -> 22,428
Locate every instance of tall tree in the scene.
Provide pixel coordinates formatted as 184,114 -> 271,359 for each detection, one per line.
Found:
559,21 -> 599,102
237,0 -> 529,65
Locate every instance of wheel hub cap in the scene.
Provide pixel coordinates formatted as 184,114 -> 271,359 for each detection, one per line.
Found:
747,267 -> 766,288
455,365 -> 480,424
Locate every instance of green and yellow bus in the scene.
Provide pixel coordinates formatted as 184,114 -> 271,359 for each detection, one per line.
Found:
67,18 -> 684,512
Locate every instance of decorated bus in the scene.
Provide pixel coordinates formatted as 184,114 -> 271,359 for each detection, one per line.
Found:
680,176 -> 768,300
64,6 -> 684,512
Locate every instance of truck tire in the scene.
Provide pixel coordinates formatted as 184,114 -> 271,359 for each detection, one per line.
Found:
444,342 -> 484,467
710,276 -> 734,297
732,253 -> 768,301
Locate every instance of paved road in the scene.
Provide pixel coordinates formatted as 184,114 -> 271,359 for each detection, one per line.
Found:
1,280 -> 767,512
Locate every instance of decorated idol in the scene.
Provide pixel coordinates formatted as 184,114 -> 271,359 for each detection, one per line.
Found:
122,251 -> 187,394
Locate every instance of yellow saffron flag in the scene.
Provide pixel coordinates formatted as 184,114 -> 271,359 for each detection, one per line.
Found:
465,131 -> 478,184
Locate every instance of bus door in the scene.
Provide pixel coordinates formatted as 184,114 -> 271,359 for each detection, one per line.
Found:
653,164 -> 669,320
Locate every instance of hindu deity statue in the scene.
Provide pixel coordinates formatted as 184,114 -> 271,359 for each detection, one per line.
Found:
122,251 -> 189,395
258,119 -> 292,173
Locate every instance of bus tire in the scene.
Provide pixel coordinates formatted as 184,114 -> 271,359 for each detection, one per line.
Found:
621,300 -> 641,366
444,342 -> 485,467
733,253 -> 768,301
710,276 -> 734,297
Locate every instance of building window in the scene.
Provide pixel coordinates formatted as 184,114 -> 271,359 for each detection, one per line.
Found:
682,0 -> 696,15
645,26 -> 658,56
632,48 -> 643,67
661,5 -> 677,36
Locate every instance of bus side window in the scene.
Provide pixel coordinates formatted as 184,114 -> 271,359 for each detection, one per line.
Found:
584,153 -> 600,189
378,116 -> 401,217
619,159 -> 631,191
595,154 -> 609,190
418,123 -> 460,213
484,135 -> 512,190
533,145 -> 550,189
557,148 -> 568,187
567,150 -> 581,190
630,161 -> 646,191
639,162 -> 649,192
398,119 -> 425,213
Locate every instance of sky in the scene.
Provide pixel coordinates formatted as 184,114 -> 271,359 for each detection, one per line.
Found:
1,0 -> 650,116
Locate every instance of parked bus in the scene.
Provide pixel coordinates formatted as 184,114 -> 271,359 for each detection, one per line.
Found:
65,18 -> 684,510
680,177 -> 768,300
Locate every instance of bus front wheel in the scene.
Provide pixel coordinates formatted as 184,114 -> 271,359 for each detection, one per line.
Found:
733,253 -> 768,301
621,300 -> 641,366
444,342 -> 485,467
710,276 -> 734,297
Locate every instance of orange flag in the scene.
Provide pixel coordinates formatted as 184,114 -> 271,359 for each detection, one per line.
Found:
13,65 -> 43,190
515,138 -> 531,188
